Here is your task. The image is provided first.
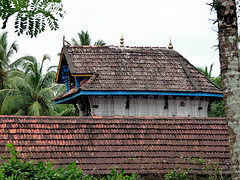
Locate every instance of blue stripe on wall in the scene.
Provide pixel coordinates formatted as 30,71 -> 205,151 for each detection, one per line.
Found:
54,90 -> 223,104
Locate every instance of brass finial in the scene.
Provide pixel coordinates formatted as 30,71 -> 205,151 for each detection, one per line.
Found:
120,34 -> 124,47
168,40 -> 173,50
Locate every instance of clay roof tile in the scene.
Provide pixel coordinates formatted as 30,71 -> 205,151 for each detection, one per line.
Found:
0,115 -> 230,175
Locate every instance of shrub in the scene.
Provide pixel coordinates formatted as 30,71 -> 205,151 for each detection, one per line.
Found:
164,157 -> 227,180
0,143 -> 137,180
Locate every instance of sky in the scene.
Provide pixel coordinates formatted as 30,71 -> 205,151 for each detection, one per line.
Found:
2,0 -> 220,76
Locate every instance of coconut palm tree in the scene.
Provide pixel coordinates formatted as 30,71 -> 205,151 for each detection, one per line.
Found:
67,30 -> 106,46
0,31 -> 18,114
0,31 -> 18,89
0,32 -> 33,88
0,55 -> 58,116
0,31 -> 32,114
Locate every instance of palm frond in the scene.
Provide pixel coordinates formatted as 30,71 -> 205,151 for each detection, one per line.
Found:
14,108 -> 27,115
0,32 -> 8,52
78,30 -> 91,45
28,101 -> 41,116
6,69 -> 25,79
59,106 -> 76,116
39,71 -> 56,89
6,40 -> 18,60
1,95 -> 30,115
9,55 -> 35,69
0,32 -> 19,71
7,77 -> 34,98
0,47 -> 8,69
40,54 -> 51,75
36,87 -> 55,100
71,38 -> 79,46
51,84 -> 65,96
48,109 -> 59,116
94,39 -> 106,46
0,88 -> 19,96
209,63 -> 213,79
47,65 -> 58,72
64,40 -> 71,46
197,63 -> 214,79
57,104 -> 78,116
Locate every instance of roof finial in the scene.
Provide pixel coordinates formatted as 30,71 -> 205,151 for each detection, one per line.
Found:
63,35 -> 65,47
168,39 -> 173,50
120,34 -> 124,47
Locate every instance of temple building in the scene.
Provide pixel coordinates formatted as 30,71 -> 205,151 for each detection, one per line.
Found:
53,40 -> 222,117
0,40 -> 229,177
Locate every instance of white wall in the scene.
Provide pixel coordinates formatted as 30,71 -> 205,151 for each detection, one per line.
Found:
88,95 -> 209,117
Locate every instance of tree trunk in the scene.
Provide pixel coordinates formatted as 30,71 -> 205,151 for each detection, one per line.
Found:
216,0 -> 240,178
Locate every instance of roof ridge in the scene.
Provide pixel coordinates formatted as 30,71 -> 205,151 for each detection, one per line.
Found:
179,57 -> 202,92
171,51 -> 202,92
66,45 -> 167,49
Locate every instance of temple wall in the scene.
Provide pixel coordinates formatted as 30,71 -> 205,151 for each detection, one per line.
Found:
87,95 -> 209,117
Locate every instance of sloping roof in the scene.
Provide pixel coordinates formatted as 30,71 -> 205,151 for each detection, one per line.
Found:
0,115 -> 230,175
56,45 -> 222,94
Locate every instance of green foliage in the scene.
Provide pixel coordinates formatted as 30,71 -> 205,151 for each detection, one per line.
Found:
67,30 -> 106,46
104,168 -> 136,180
208,75 -> 225,117
207,0 -> 221,10
0,144 -> 137,180
0,31 -> 33,115
75,30 -> 92,46
94,39 -> 106,46
56,104 -> 79,116
0,143 -> 92,179
0,31 -> 18,90
211,75 -> 222,89
197,63 -> 214,80
165,157 -> 225,180
197,64 -> 225,117
165,168 -> 192,180
0,55 -> 58,116
208,100 -> 225,117
197,64 -> 222,89
0,0 -> 65,37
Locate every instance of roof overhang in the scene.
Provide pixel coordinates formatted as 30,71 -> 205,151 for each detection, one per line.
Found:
54,90 -> 223,104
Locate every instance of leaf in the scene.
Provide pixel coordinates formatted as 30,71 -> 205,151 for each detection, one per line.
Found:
9,148 -> 16,156
6,142 -> 13,148
72,161 -> 76,167
67,164 -> 71,170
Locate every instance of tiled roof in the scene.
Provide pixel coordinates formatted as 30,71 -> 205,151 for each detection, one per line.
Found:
60,46 -> 222,94
0,115 -> 230,175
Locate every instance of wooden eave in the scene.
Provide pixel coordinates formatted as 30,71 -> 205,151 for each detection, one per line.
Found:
72,74 -> 93,77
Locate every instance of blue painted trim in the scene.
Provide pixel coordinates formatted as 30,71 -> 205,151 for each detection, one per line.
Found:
55,90 -> 81,104
80,91 -> 223,97
54,90 -> 223,104
65,80 -> 69,93
75,77 -> 81,89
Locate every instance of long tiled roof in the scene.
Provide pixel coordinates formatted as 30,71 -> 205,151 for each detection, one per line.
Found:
59,45 -> 222,94
0,115 -> 230,175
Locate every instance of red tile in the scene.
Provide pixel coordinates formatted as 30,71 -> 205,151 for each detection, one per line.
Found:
0,115 -> 230,175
